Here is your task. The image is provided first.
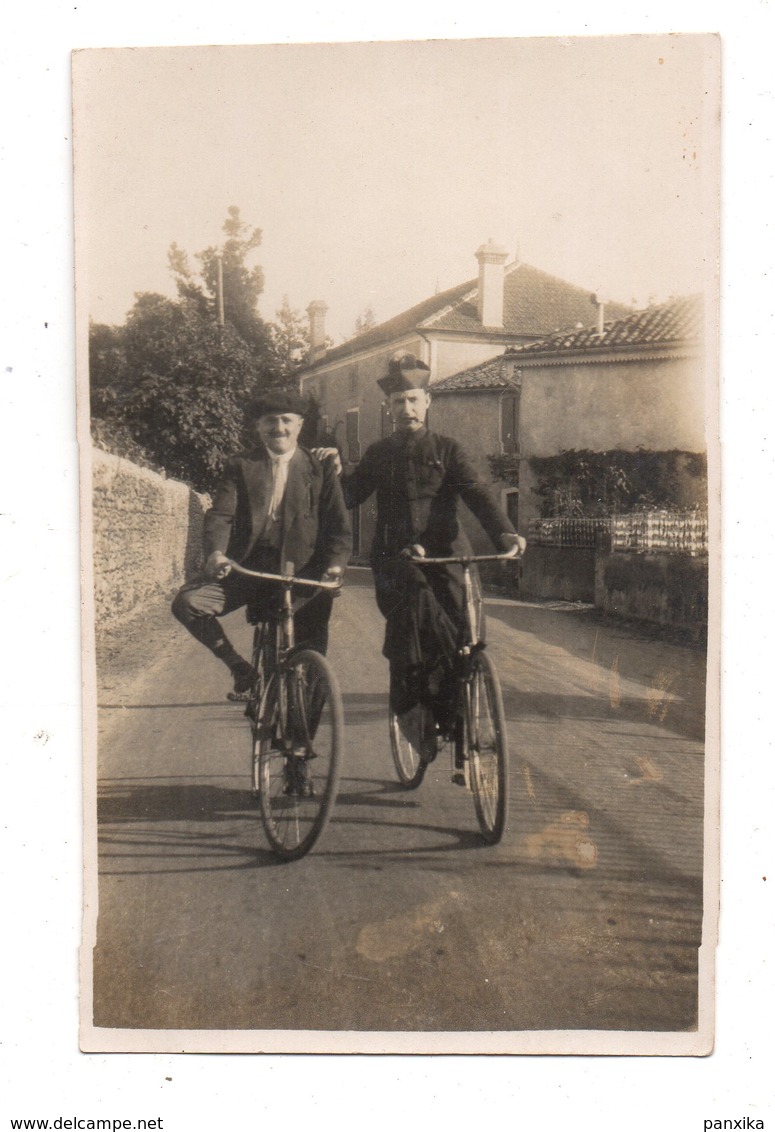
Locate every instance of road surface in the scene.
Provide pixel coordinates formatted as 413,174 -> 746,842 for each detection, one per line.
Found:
91,568 -> 707,1036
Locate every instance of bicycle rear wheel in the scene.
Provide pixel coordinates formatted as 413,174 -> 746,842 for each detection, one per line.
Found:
258,649 -> 343,860
466,650 -> 509,844
389,707 -> 428,789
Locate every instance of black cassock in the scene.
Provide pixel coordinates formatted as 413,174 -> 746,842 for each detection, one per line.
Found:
341,427 -> 516,727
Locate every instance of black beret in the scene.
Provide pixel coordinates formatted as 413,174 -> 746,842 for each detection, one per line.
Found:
246,390 -> 308,420
377,353 -> 431,395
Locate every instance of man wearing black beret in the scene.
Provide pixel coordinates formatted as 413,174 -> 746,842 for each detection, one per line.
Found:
314,353 -> 525,760
173,390 -> 352,696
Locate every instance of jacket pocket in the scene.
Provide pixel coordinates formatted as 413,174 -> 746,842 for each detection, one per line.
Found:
414,459 -> 445,497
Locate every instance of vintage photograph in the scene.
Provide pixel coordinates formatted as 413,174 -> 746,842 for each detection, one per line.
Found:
75,35 -> 719,1053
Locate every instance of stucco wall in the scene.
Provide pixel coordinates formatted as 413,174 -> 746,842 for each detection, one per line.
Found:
520,354 -> 705,454
431,339 -> 509,382
91,447 -> 209,629
518,352 -> 705,526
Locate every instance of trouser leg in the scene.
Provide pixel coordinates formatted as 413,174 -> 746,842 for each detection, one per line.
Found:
171,578 -> 248,670
293,589 -> 334,656
374,559 -> 463,725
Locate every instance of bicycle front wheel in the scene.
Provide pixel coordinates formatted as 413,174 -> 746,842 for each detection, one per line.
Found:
389,708 -> 427,789
466,650 -> 509,844
258,649 -> 343,861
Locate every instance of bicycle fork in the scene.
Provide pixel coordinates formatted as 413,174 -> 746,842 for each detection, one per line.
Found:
451,564 -> 480,788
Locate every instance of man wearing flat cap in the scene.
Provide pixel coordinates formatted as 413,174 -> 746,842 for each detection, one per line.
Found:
173,390 -> 352,696
314,352 -> 525,758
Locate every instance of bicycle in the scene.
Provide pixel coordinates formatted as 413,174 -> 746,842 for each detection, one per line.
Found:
228,561 -> 345,861
388,549 -> 520,845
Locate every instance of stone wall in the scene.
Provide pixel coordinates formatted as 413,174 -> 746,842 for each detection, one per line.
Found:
520,546 -> 597,603
90,447 -> 209,629
594,551 -> 708,635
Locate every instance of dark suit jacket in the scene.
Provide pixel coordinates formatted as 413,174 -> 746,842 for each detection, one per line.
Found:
204,445 -> 352,577
341,428 -> 515,561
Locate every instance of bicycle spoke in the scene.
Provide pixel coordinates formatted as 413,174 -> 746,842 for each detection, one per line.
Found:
467,651 -> 509,844
258,651 -> 343,860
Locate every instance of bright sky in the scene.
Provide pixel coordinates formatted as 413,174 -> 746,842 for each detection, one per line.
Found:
75,35 -> 718,344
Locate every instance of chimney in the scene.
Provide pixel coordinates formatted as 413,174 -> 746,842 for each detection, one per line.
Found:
590,293 -> 607,337
475,238 -> 509,329
307,300 -> 328,362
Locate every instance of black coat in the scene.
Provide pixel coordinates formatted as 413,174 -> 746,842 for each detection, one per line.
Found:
341,427 -> 515,561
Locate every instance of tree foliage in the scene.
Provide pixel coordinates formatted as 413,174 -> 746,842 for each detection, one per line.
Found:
487,447 -> 708,518
269,295 -> 311,378
353,305 -> 377,337
90,207 -> 289,492
525,448 -> 708,517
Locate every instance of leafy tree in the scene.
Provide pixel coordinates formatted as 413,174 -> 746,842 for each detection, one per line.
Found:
90,292 -> 273,491
90,207 -> 286,491
353,305 -> 378,337
269,295 -> 311,378
168,205 -> 271,355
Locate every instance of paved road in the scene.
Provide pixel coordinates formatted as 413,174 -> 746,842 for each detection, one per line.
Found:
92,568 -> 706,1035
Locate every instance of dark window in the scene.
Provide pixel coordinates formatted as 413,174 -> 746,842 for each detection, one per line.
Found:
500,391 -> 520,455
346,408 -> 361,463
504,489 -> 519,529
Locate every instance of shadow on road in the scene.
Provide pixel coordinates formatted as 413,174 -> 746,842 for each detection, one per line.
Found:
500,684 -> 704,742
98,779 -> 258,824
99,701 -> 232,710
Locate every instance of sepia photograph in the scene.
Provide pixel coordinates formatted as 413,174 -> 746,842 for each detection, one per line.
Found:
74,34 -> 720,1054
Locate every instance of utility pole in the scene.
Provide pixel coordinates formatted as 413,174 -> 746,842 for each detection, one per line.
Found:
215,252 -> 225,327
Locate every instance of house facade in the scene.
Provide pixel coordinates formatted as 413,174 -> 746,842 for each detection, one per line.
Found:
429,293 -> 707,542
297,240 -> 630,557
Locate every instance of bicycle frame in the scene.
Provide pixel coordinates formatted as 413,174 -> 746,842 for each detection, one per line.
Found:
229,560 -> 342,738
227,560 -> 345,859
405,549 -> 520,788
229,560 -> 342,651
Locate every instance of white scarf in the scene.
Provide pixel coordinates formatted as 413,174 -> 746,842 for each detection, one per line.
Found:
267,448 -> 296,520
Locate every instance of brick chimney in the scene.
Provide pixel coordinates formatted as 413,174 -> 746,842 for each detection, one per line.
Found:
475,239 -> 509,329
306,300 -> 328,362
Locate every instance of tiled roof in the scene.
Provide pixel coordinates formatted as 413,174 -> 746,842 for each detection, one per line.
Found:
306,278 -> 475,368
506,294 -> 703,357
299,259 -> 633,372
423,262 -> 631,336
431,355 -> 520,394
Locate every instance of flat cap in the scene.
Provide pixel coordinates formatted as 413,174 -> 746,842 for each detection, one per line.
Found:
377,353 -> 431,395
246,389 -> 308,419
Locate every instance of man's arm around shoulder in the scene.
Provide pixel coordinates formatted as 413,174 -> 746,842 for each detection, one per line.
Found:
315,450 -> 352,577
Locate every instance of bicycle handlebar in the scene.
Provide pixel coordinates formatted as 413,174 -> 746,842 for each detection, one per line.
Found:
227,561 -> 343,591
405,549 -> 523,566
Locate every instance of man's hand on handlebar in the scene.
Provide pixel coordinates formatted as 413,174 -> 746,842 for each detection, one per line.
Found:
205,551 -> 232,579
311,447 -> 343,476
499,533 -> 527,558
321,565 -> 344,589
400,544 -> 426,559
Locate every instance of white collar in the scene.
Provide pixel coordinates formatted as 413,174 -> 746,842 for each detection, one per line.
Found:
266,446 -> 297,465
